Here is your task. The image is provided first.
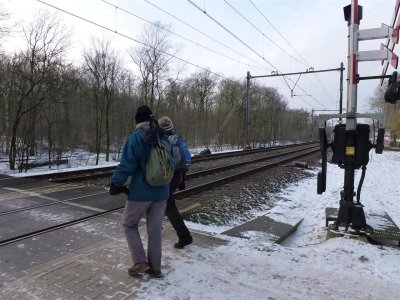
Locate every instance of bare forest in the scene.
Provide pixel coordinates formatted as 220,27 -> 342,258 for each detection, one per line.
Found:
0,11 -> 314,172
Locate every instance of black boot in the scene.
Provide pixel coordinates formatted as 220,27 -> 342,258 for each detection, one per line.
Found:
174,235 -> 193,249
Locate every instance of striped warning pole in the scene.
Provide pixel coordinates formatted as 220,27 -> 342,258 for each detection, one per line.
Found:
337,0 -> 363,230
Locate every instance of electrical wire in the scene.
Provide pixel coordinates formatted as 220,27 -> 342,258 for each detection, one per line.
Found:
187,0 -> 327,109
187,0 -> 278,71
101,0 -> 270,72
224,0 -> 308,67
143,0 -> 271,71
36,0 -> 327,110
144,0 -> 327,109
248,0 -> 309,66
36,0 -> 232,82
249,0 -> 337,107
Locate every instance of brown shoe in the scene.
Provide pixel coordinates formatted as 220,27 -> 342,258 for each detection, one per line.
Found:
128,262 -> 148,276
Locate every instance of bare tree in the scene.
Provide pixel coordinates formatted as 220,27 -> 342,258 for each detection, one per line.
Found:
83,38 -> 123,164
214,79 -> 245,149
369,84 -> 400,146
184,69 -> 218,146
41,63 -> 80,167
128,22 -> 177,110
6,11 -> 70,170
0,3 -> 11,39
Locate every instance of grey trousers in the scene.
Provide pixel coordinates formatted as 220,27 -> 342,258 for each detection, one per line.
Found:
122,199 -> 167,271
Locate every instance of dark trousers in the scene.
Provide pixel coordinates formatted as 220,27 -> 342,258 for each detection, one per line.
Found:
165,186 -> 191,241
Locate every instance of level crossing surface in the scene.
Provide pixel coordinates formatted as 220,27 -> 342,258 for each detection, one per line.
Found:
0,174 -> 302,298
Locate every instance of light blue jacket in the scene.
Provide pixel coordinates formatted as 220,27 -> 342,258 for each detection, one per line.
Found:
111,122 -> 170,201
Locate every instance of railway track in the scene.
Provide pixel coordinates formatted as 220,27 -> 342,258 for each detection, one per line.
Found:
0,143 -> 319,246
24,142 -> 316,183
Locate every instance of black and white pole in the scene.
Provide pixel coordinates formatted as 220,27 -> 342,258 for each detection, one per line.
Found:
337,0 -> 366,230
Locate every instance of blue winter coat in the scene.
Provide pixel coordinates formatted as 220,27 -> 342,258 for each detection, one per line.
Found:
111,122 -> 171,201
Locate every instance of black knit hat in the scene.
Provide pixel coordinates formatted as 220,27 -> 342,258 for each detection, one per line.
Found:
135,105 -> 153,124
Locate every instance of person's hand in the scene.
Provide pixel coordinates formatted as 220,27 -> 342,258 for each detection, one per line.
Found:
109,182 -> 129,195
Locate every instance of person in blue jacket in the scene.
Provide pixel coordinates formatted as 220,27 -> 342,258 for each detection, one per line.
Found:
109,105 -> 169,278
158,116 -> 193,249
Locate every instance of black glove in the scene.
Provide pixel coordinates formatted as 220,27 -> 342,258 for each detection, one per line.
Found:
109,182 -> 129,195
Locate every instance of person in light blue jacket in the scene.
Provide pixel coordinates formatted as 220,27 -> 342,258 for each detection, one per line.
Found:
110,105 -> 170,278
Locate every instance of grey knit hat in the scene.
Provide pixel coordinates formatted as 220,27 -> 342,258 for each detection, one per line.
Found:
158,116 -> 174,132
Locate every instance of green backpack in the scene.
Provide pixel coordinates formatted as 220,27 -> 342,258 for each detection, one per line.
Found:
144,115 -> 174,187
145,139 -> 174,186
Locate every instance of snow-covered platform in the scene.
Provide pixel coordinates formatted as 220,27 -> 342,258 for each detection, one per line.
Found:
221,215 -> 303,244
326,207 -> 400,246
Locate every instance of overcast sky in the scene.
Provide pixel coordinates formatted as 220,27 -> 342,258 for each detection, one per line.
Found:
2,0 -> 398,113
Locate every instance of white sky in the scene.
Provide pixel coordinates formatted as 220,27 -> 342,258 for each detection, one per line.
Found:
1,0 -> 398,113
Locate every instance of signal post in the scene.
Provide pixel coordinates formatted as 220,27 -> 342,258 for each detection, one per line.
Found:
318,0 -> 400,233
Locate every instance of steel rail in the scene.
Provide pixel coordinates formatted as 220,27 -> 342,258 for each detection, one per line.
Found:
0,191 -> 107,217
175,147 -> 319,199
0,145 -> 317,216
0,206 -> 124,247
0,146 -> 319,246
24,142 -> 316,182
54,144 -> 316,183
186,145 -> 317,179
190,142 -> 315,163
0,145 -> 317,217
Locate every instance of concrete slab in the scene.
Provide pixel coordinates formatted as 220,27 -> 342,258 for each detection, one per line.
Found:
222,215 -> 303,244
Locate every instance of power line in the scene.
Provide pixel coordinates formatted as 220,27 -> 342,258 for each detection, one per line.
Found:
100,0 -> 270,72
143,0 -> 271,72
146,0 -> 328,109
248,0 -> 336,107
187,0 -> 278,71
224,0 -> 308,67
248,0 -> 309,66
36,0 -> 231,82
36,0 -> 327,110
187,0 -> 327,109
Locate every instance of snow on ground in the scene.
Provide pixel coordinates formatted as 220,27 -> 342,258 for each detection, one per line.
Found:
145,150 -> 400,300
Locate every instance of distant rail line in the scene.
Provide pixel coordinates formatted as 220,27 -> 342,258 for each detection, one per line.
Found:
24,142 -> 316,183
0,143 -> 319,246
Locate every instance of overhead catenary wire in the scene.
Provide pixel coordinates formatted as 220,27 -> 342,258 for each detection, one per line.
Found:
143,0 -> 271,72
248,0 -> 337,107
224,0 -> 308,67
248,0 -> 309,66
36,0 -> 327,110
101,0 -> 270,72
145,0 -> 327,110
36,0 -> 232,83
187,0 -> 327,109
187,0 -> 278,71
